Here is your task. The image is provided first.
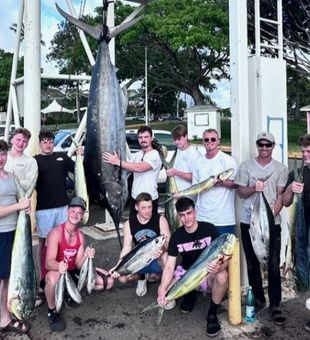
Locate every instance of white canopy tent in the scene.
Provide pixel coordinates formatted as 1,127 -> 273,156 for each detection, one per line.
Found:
41,99 -> 74,115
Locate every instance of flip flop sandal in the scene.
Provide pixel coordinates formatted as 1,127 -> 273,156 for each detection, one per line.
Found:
271,308 -> 286,326
0,320 -> 29,333
35,294 -> 45,308
96,270 -> 108,291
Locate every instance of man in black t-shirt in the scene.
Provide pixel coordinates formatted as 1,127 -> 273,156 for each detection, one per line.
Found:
157,197 -> 228,337
34,131 -> 83,285
282,133 -> 310,333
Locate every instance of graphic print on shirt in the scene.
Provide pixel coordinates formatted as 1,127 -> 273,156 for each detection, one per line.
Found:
64,248 -> 78,264
134,229 -> 157,243
177,236 -> 212,253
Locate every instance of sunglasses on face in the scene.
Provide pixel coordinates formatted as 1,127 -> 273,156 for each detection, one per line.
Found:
257,141 -> 273,148
203,137 -> 217,143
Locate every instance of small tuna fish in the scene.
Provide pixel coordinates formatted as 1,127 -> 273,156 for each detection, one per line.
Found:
55,273 -> 65,312
112,235 -> 166,275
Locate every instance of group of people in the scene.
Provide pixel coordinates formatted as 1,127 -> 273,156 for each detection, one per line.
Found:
0,125 -> 309,336
105,125 -> 310,334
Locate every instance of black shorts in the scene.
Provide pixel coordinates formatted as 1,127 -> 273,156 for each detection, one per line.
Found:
40,269 -> 80,290
0,230 -> 15,279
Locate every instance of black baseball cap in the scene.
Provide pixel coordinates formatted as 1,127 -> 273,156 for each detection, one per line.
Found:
68,197 -> 86,210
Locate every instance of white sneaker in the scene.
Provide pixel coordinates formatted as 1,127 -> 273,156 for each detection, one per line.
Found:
136,279 -> 147,297
164,300 -> 176,310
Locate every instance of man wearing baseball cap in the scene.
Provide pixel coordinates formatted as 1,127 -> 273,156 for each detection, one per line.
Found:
235,132 -> 288,325
41,197 -> 114,332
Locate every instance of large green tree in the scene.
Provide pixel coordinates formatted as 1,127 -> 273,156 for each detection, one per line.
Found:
0,49 -> 24,110
47,0 -> 229,107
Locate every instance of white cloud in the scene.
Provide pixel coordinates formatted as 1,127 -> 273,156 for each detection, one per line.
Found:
0,0 -> 101,74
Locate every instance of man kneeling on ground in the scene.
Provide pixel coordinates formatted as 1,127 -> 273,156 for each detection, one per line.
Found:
109,192 -> 171,297
41,196 -> 114,332
157,197 -> 228,337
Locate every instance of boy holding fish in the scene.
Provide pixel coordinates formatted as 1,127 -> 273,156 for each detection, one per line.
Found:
157,197 -> 229,337
42,197 -> 113,332
0,140 -> 31,334
109,192 -> 170,297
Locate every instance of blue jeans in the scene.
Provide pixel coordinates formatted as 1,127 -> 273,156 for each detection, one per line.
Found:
216,225 -> 236,235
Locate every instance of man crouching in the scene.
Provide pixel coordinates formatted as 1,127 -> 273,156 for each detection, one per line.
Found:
157,197 -> 228,337
41,197 -> 114,332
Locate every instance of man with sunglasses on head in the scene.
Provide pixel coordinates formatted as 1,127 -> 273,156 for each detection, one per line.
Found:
235,131 -> 288,326
103,126 -> 162,215
193,129 -> 238,235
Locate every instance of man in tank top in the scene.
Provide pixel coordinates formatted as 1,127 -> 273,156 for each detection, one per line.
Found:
42,197 -> 114,332
109,192 -> 170,297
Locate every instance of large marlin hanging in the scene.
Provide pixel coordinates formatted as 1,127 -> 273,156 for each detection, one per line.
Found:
56,1 -> 152,247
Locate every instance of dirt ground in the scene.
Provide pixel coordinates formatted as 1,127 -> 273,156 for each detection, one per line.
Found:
2,198 -> 310,340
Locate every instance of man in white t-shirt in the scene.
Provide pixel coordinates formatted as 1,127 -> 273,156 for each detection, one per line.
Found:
5,128 -> 38,192
103,126 -> 162,215
166,125 -> 202,201
193,129 -> 238,235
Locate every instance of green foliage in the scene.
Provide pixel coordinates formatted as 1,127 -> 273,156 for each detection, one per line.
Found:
48,0 -> 230,107
0,49 -> 24,110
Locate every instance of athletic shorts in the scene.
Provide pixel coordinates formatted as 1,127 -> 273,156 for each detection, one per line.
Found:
36,206 -> 68,238
138,259 -> 162,274
0,230 -> 15,279
174,265 -> 210,293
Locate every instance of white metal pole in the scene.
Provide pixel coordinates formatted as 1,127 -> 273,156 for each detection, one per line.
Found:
145,46 -> 148,125
66,0 -> 95,66
5,0 -> 24,141
229,0 -> 249,286
24,0 -> 41,155
255,0 -> 261,57
277,0 -> 283,60
107,0 -> 115,65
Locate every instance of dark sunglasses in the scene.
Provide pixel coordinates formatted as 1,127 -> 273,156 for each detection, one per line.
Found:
257,141 -> 273,148
203,137 -> 217,143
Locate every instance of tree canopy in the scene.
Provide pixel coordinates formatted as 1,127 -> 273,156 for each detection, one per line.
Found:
47,0 -> 230,108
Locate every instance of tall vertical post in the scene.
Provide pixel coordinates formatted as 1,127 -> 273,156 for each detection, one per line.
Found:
5,0 -> 24,141
145,46 -> 149,125
24,0 -> 41,154
107,0 -> 115,65
229,0 -> 249,288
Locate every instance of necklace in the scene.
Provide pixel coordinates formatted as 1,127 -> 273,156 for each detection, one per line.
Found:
65,225 -> 76,239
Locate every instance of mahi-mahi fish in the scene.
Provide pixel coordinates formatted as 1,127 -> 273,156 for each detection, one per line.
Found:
143,233 -> 236,325
8,175 -> 37,320
56,1 -> 153,247
164,168 -> 235,203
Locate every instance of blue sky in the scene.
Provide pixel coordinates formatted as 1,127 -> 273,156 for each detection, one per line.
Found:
0,0 -> 230,108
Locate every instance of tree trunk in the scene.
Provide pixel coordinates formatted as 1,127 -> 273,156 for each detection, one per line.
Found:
190,87 -> 206,106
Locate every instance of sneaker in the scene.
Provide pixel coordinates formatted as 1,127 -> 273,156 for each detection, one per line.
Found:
164,300 -> 176,310
206,314 -> 221,337
136,279 -> 147,297
64,296 -> 79,309
47,309 -> 66,332
270,306 -> 286,326
304,320 -> 310,332
180,291 -> 199,314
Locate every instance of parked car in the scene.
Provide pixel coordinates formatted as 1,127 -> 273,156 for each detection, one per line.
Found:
54,128 -> 176,184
